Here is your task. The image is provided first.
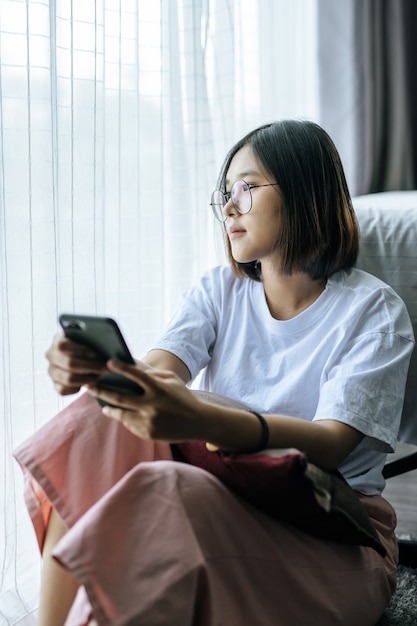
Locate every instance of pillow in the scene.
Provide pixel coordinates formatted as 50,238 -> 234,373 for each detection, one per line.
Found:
353,192 -> 417,446
172,442 -> 386,556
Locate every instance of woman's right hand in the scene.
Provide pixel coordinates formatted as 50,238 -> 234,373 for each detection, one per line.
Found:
45,332 -> 107,396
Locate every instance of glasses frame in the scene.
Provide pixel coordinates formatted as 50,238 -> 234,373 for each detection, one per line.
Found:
210,180 -> 280,222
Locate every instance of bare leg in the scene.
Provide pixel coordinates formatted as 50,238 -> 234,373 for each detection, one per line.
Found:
37,507 -> 80,626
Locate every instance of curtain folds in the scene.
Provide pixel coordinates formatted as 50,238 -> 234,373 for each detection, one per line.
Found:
354,0 -> 417,195
0,1 -> 319,622
317,0 -> 356,191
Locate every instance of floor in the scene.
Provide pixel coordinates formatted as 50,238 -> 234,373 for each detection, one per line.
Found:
382,443 -> 417,567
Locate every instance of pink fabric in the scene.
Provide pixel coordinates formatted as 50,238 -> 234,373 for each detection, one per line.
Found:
14,393 -> 172,552
14,393 -> 398,626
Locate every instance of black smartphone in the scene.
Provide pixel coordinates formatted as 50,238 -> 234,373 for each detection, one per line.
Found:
59,313 -> 144,405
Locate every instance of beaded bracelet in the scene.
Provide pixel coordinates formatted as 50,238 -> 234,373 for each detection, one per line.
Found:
247,410 -> 270,453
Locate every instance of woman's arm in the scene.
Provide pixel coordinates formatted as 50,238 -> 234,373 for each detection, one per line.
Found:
201,405 -> 364,472
87,360 -> 364,472
141,349 -> 191,383
47,332 -> 362,471
45,332 -> 191,395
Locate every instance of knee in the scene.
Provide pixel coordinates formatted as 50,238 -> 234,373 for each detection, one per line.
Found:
134,459 -> 222,499
137,459 -> 208,483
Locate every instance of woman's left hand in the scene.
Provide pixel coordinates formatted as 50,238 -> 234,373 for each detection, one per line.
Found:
86,360 -> 204,441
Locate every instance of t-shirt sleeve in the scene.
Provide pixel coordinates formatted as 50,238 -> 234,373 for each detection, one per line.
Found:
151,271 -> 219,380
313,329 -> 414,451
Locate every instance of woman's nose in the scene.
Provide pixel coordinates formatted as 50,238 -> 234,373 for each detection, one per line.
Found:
223,198 -> 237,219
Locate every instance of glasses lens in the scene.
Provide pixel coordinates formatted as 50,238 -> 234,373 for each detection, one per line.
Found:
232,180 -> 252,214
210,190 -> 227,221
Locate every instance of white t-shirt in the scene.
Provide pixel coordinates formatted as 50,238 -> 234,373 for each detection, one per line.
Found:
153,266 -> 414,494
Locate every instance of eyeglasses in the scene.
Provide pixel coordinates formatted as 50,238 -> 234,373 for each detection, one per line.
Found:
210,179 -> 280,222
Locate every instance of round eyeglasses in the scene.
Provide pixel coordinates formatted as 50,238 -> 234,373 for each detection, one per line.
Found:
210,179 -> 280,222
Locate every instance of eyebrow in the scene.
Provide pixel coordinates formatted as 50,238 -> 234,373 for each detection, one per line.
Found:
225,170 -> 261,186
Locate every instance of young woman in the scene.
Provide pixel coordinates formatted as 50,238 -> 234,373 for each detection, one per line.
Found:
15,120 -> 414,626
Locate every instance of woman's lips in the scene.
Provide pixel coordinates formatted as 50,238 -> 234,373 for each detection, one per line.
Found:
228,228 -> 245,239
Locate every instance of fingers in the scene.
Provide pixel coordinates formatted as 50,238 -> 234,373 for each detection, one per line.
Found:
101,403 -> 153,439
87,386 -> 144,411
86,384 -> 155,440
49,366 -> 104,395
46,333 -> 105,372
106,360 -> 181,390
45,332 -> 107,395
88,361 -> 196,441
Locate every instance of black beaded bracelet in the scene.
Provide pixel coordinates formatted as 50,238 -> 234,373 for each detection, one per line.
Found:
247,410 -> 269,453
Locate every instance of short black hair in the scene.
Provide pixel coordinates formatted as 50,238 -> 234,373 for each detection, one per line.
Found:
216,119 -> 359,281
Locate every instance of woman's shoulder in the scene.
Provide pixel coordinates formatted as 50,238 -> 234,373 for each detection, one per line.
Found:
196,265 -> 251,296
332,268 -> 414,340
333,267 -> 403,301
336,266 -> 391,289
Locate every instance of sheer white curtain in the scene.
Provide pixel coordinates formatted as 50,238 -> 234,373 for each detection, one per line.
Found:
0,0 -> 319,622
317,0 -> 357,191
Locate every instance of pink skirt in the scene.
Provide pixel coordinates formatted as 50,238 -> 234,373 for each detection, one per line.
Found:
14,393 -> 398,626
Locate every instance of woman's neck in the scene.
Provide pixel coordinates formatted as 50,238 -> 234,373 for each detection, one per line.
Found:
261,265 -> 327,321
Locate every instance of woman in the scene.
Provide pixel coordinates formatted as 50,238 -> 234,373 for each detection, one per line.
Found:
15,120 -> 414,625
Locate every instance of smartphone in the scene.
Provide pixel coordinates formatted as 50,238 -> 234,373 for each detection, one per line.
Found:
59,313 -> 144,405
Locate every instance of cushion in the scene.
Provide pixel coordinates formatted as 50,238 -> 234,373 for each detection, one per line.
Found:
353,191 -> 417,445
172,442 -> 386,556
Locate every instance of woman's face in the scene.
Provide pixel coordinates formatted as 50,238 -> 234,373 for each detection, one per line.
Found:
224,144 -> 283,265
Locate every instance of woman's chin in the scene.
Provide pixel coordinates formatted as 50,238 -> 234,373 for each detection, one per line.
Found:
232,252 -> 257,265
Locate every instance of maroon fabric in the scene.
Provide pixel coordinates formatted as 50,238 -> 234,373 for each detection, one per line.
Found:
173,442 -> 386,555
